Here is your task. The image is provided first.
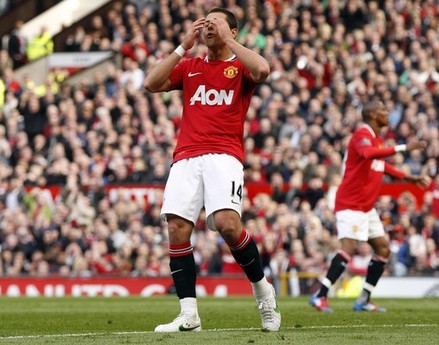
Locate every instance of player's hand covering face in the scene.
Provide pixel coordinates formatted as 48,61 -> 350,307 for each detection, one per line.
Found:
202,13 -> 235,46
181,17 -> 205,50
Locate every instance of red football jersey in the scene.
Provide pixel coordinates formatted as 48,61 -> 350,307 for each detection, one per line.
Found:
430,180 -> 439,218
168,55 -> 257,164
335,124 -> 406,212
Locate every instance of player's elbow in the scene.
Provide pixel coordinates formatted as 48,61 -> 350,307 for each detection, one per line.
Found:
251,64 -> 270,83
143,76 -> 170,93
143,78 -> 159,93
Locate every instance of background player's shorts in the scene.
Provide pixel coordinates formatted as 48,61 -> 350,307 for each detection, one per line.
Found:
161,153 -> 244,230
335,208 -> 385,241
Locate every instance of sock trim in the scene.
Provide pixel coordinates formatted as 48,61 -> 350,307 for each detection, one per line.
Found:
169,242 -> 193,257
180,297 -> 198,314
337,249 -> 352,262
363,282 -> 375,292
321,277 -> 332,289
372,254 -> 388,263
229,230 -> 251,251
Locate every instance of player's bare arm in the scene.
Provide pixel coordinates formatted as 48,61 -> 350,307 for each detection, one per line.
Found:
213,18 -> 270,83
405,139 -> 427,152
144,18 -> 205,93
404,174 -> 432,189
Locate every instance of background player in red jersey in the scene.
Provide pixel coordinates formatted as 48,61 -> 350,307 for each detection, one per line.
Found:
310,100 -> 431,313
144,8 -> 280,332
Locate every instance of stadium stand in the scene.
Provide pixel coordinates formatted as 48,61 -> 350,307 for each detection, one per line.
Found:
0,0 -> 61,37
0,0 -> 438,294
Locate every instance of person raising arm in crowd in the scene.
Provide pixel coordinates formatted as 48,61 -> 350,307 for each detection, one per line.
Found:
310,100 -> 431,313
144,7 -> 280,332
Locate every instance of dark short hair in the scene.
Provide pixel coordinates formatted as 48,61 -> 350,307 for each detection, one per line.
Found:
207,7 -> 238,30
361,100 -> 383,121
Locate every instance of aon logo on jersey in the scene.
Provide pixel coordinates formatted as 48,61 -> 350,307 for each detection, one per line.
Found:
371,159 -> 385,172
190,85 -> 234,105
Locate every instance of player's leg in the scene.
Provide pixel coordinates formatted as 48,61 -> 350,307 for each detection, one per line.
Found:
155,159 -> 204,332
203,154 -> 280,332
309,239 -> 355,312
310,209 -> 368,312
354,209 -> 389,312
212,209 -> 280,331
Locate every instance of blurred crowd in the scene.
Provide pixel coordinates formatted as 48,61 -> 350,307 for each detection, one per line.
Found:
0,0 -> 439,290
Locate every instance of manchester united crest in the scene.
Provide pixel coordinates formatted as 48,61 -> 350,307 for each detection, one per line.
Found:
224,66 -> 238,79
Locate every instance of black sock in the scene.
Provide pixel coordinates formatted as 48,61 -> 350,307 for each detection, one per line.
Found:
317,251 -> 350,298
169,243 -> 196,299
357,256 -> 387,303
229,231 -> 264,283
365,257 -> 386,287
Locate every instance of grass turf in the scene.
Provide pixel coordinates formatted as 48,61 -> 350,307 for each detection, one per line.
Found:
0,296 -> 437,344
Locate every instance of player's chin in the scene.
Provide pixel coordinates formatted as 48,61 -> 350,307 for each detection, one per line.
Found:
204,36 -> 217,45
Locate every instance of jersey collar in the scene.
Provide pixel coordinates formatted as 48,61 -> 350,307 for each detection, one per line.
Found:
204,55 -> 236,62
361,123 -> 376,137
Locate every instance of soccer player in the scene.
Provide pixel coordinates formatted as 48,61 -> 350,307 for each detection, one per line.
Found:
144,8 -> 280,332
309,100 -> 431,312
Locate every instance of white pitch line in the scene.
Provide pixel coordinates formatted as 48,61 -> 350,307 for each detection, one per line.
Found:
0,324 -> 437,341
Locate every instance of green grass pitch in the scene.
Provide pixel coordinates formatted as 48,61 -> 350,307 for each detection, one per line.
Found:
0,296 -> 438,344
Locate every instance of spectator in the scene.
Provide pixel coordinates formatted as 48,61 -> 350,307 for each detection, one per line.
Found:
120,57 -> 145,91
20,94 -> 47,144
26,26 -> 54,61
0,49 -> 14,75
7,20 -> 27,68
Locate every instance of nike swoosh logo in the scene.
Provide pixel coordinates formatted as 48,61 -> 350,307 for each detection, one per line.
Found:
231,200 -> 240,205
179,324 -> 200,331
171,269 -> 184,275
239,258 -> 255,267
188,72 -> 202,77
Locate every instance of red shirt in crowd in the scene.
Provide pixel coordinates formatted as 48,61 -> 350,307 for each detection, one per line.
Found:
429,180 -> 439,218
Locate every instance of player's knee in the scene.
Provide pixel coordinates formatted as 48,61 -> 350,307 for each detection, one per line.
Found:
215,219 -> 241,243
166,215 -> 193,244
212,210 -> 240,233
340,238 -> 357,256
217,222 -> 240,240
377,245 -> 390,258
372,240 -> 390,258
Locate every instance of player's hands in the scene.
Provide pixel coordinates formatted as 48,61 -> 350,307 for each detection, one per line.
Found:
180,17 -> 205,51
406,139 -> 427,152
208,17 -> 234,43
405,175 -> 432,189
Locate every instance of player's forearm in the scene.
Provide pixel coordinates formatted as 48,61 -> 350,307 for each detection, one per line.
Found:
404,174 -> 432,188
384,163 -> 431,189
224,38 -> 270,83
144,53 -> 181,92
384,162 -> 406,179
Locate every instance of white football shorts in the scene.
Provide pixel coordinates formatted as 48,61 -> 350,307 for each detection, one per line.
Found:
161,153 -> 244,230
335,208 -> 385,241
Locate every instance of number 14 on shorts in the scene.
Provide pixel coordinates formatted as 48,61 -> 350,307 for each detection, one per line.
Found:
231,181 -> 243,205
